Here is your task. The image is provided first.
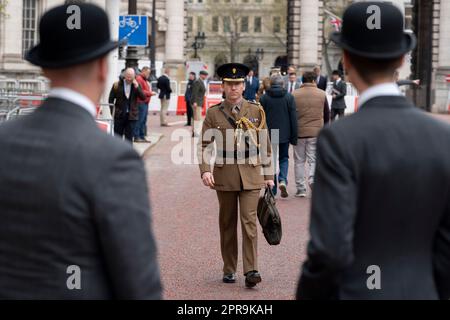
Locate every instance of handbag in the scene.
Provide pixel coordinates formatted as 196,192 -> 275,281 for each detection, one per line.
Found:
257,186 -> 282,245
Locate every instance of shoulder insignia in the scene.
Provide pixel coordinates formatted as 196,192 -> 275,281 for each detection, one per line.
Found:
210,102 -> 222,109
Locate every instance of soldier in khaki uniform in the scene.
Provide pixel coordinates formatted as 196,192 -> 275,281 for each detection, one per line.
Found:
198,63 -> 274,288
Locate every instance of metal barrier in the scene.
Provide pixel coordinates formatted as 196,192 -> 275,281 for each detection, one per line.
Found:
0,78 -> 49,96
96,103 -> 115,136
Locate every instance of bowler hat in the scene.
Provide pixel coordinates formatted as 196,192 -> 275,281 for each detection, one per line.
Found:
330,2 -> 416,59
26,3 -> 124,68
217,63 -> 249,82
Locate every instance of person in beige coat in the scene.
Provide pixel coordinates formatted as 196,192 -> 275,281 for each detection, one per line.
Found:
198,63 -> 274,288
292,71 -> 330,197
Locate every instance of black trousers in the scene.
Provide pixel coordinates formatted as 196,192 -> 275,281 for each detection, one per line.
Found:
186,100 -> 193,125
331,108 -> 345,122
114,114 -> 136,142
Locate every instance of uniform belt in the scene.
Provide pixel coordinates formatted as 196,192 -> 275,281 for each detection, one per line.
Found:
218,149 -> 259,159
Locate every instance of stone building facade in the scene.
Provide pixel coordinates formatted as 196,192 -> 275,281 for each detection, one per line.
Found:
0,0 -> 186,80
185,0 -> 288,78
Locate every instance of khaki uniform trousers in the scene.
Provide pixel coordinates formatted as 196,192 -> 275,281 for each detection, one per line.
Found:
216,189 -> 260,275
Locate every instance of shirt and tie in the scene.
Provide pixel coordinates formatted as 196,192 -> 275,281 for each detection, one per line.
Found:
123,80 -> 132,113
289,82 -> 295,94
124,80 -> 131,99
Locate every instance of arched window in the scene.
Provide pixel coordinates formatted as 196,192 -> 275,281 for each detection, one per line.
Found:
214,53 -> 228,79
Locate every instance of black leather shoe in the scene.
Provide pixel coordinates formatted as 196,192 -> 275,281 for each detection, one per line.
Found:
245,271 -> 262,288
223,273 -> 236,283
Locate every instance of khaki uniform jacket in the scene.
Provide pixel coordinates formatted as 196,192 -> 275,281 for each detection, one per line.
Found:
198,100 -> 273,191
190,78 -> 206,107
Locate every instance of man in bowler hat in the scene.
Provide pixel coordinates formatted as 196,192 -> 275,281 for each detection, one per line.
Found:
297,2 -> 450,299
198,63 -> 274,288
0,4 -> 162,299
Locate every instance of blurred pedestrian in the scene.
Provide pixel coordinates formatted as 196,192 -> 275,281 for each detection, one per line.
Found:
257,76 -> 271,101
283,65 -> 302,87
109,67 -> 146,142
0,3 -> 162,299
286,72 -> 301,94
243,69 -> 260,102
184,71 -> 196,126
297,2 -> 450,300
330,70 -> 347,121
259,75 -> 298,198
157,67 -> 172,126
134,66 -> 155,143
191,70 -> 208,137
313,66 -> 328,91
292,71 -> 329,198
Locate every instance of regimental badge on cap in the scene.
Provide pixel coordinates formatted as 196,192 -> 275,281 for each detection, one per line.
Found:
217,63 -> 250,82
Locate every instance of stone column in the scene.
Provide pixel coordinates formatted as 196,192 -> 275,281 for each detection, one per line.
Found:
164,0 -> 185,83
298,0 -> 320,69
436,0 -> 450,112
103,0 -> 120,104
1,0 -> 24,73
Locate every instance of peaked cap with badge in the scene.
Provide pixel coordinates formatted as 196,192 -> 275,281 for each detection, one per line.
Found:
217,63 -> 250,82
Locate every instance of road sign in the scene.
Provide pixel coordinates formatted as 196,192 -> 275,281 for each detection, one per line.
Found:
119,15 -> 148,47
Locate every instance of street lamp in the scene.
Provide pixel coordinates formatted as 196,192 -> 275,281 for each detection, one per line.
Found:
192,32 -> 206,59
255,48 -> 264,61
247,48 -> 264,61
125,0 -> 138,69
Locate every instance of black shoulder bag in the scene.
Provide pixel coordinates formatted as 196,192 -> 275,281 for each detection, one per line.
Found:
257,187 -> 282,245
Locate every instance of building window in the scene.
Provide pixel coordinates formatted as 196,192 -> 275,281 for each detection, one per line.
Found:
241,17 -> 248,33
212,16 -> 219,32
22,0 -> 40,57
223,16 -> 231,33
254,17 -> 262,33
197,16 -> 203,32
187,17 -> 193,32
273,16 -> 281,33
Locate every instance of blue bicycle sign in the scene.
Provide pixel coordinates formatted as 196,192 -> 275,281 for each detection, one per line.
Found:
118,15 -> 148,47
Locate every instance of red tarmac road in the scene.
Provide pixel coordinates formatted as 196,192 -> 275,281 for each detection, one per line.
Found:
143,112 -> 450,300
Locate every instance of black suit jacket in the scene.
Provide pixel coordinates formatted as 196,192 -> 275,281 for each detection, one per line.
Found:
157,75 -> 172,99
297,96 -> 450,300
0,98 -> 162,299
317,75 -> 328,91
108,80 -> 145,121
331,80 -> 347,109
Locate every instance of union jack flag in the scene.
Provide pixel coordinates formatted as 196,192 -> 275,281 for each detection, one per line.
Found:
330,16 -> 342,31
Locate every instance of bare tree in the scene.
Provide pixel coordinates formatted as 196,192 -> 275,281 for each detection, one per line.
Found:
204,0 -> 287,62
0,0 -> 8,17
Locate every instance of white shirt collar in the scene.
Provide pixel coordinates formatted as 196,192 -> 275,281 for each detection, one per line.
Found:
48,87 -> 97,118
358,82 -> 402,107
